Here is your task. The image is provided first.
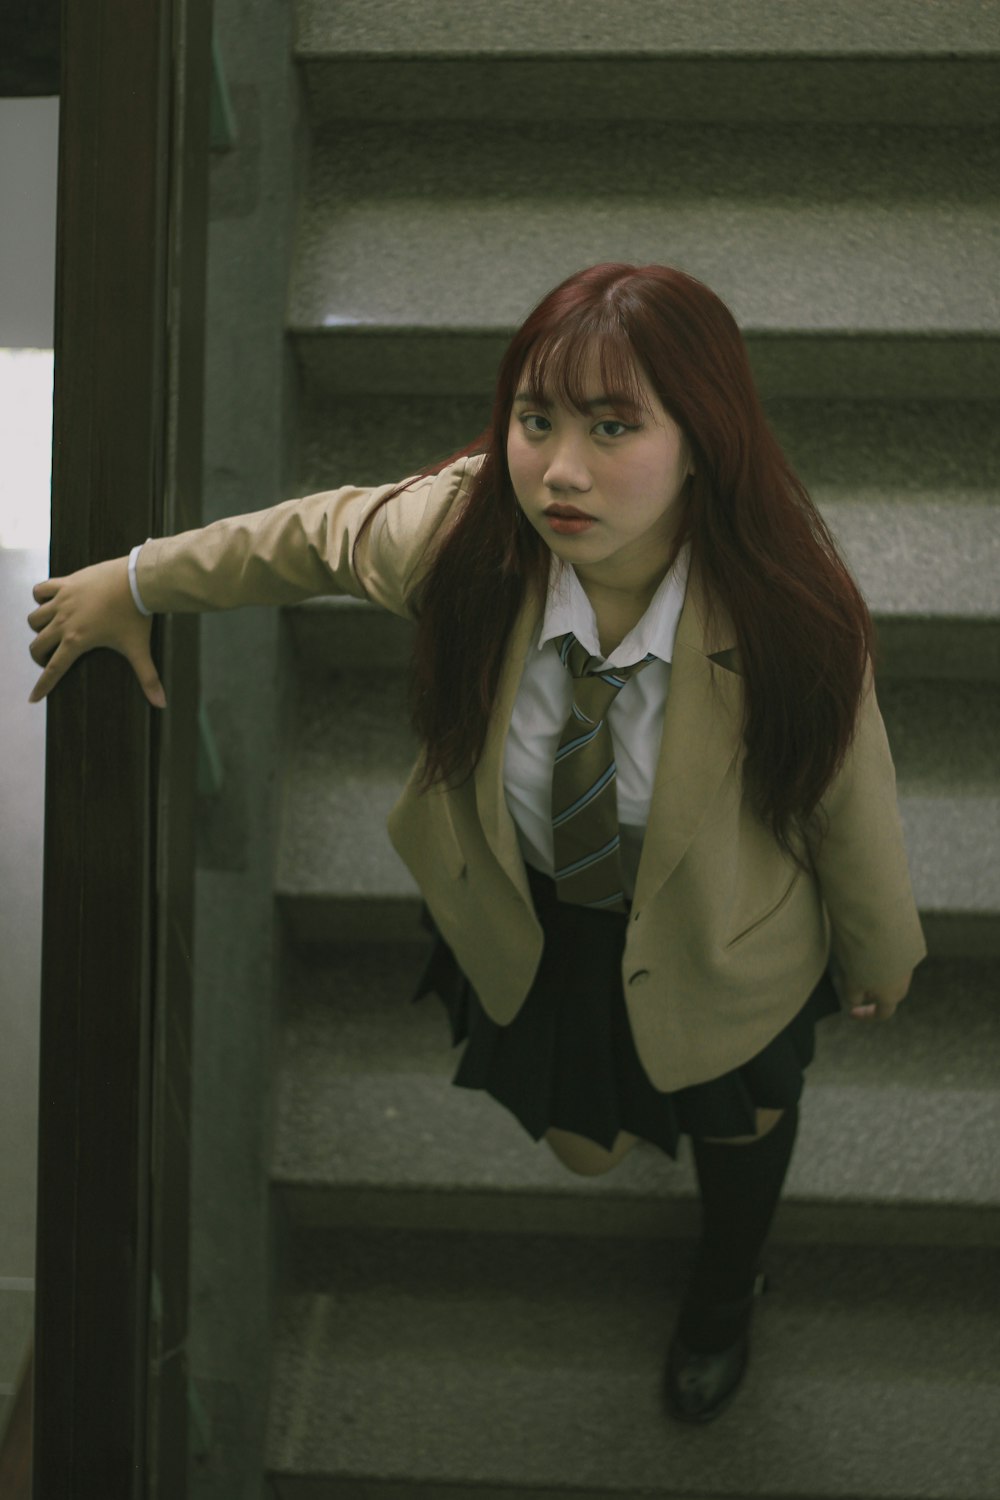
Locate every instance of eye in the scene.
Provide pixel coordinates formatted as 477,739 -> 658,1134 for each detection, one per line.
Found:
593,419 -> 635,439
519,413 -> 551,435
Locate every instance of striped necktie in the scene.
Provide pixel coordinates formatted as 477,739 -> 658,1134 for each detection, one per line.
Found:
551,632 -> 656,913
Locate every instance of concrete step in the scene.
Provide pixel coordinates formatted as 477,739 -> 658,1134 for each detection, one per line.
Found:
265,1229 -> 1000,1497
271,946 -> 1000,1246
283,538 -> 1000,686
288,121 -> 999,400
289,108 -> 1000,392
274,668 -> 1000,953
295,0 -> 1000,126
297,0 -> 1000,57
303,122 -> 1000,208
295,396 -> 1000,496
294,326 -> 1000,403
290,397 -> 1000,679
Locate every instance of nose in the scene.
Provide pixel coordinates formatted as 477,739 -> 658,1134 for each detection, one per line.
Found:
543,431 -> 592,493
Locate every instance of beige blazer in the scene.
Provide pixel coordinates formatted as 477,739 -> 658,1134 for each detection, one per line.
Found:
138,456 -> 927,1091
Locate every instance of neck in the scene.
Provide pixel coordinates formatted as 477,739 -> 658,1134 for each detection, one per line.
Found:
574,541 -> 676,613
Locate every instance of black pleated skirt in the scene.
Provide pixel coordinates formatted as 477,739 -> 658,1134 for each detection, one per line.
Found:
413,861 -> 841,1161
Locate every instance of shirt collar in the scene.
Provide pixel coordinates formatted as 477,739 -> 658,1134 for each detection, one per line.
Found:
538,544 -> 690,668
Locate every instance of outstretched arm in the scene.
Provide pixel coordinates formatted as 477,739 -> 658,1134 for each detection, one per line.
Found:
27,556 -> 166,707
26,455 -> 480,706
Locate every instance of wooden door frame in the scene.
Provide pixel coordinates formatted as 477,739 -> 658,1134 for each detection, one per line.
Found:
33,1 -> 211,1494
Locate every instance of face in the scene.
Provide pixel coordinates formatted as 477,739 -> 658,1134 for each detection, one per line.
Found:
506,348 -> 693,592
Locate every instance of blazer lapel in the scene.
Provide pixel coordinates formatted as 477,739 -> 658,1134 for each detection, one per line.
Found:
634,569 -> 744,909
474,588 -> 543,899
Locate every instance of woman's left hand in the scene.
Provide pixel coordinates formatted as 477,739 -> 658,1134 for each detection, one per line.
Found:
836,967 -> 913,1022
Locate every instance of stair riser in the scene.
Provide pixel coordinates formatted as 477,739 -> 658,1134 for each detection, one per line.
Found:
278,894 -> 1000,959
294,332 -> 1000,401
301,57 -> 1000,128
278,1187 -> 1000,1250
284,608 -> 1000,684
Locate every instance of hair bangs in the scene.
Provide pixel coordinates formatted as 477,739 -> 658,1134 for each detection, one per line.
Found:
518,316 -> 651,425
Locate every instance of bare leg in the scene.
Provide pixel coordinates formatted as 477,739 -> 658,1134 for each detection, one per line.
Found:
544,1125 -> 639,1176
702,1106 -> 784,1146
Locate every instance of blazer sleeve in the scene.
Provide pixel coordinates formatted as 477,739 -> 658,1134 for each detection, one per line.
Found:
133,455 -> 482,620
807,670 -> 927,988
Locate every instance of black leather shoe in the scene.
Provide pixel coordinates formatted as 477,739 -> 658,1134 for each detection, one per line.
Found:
664,1273 -> 767,1424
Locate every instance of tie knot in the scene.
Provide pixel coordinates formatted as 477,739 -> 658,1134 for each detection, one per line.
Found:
557,633 -> 656,721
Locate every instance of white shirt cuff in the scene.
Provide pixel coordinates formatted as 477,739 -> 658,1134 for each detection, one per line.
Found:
128,542 -> 153,616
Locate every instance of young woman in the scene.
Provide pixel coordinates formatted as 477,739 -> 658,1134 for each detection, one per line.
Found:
27,262 -> 925,1423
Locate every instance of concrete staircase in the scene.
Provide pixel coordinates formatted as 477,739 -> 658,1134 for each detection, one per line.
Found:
263,5 -> 1000,1495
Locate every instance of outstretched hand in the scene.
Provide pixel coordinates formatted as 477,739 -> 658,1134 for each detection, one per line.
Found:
833,963 -> 913,1022
27,557 -> 166,708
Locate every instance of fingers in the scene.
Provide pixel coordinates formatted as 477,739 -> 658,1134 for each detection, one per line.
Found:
29,641 -> 167,708
838,963 -> 911,1023
28,618 -> 63,666
32,578 -> 63,604
124,644 -> 167,709
28,642 -> 77,703
27,560 -> 167,708
27,599 -> 57,631
849,993 -> 901,1023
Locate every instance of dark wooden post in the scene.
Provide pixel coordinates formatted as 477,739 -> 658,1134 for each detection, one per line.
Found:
33,1 -> 210,1494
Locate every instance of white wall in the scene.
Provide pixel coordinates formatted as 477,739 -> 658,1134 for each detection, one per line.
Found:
0,93 -> 58,1431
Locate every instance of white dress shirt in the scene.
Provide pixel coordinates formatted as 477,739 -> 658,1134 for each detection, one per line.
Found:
129,538 -> 690,898
504,547 -> 690,897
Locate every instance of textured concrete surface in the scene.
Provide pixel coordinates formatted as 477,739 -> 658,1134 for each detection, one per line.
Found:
296,395 -> 998,496
302,57 -> 1000,128
291,200 -> 1000,337
267,11 -> 1000,1498
279,947 -> 997,1090
275,664 -> 1000,941
275,671 -> 415,899
273,1066 -> 1000,1216
266,1231 -> 1000,1497
309,123 -> 1000,205
270,947 -> 1000,1233
295,392 -> 1000,497
296,0 -> 1000,55
290,122 -> 1000,334
294,327 -> 1000,401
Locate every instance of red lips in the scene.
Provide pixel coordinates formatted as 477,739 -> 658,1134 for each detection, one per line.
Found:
544,503 -> 595,520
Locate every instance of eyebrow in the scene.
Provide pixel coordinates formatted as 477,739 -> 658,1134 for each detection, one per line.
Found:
512,391 -> 634,411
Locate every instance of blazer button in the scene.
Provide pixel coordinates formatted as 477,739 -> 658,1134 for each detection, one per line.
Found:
628,969 -> 650,986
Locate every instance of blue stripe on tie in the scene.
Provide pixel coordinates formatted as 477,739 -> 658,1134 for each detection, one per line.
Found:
552,761 -> 616,828
554,835 -> 620,881
559,634 -> 576,665
555,722 -> 602,761
588,890 -> 625,909
597,652 -> 657,688
571,702 -> 596,725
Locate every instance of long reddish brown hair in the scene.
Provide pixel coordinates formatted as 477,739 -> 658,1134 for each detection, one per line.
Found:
359,263 -> 874,853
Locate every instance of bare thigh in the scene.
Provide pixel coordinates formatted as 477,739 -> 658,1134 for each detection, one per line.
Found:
545,1126 -> 639,1176
702,1107 -> 785,1145
544,1107 -> 785,1172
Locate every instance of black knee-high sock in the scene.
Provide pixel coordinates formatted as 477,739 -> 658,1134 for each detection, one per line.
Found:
678,1103 -> 799,1350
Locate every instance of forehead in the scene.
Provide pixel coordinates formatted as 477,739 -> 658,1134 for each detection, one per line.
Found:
514,335 -> 654,413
